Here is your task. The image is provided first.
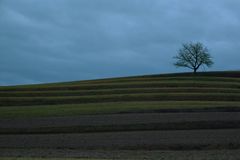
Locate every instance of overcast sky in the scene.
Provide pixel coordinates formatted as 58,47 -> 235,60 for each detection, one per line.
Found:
1,0 -> 240,85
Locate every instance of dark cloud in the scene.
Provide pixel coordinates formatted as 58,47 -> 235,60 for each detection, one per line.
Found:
1,0 -> 240,85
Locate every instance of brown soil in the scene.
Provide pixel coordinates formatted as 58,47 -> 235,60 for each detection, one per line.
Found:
0,149 -> 240,159
1,112 -> 240,128
0,129 -> 240,150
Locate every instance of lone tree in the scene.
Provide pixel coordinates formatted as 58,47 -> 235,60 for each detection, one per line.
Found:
174,42 -> 213,74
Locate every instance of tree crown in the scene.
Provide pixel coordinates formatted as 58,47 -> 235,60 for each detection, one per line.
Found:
174,42 -> 213,73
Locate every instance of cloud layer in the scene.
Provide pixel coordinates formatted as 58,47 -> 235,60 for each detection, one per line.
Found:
1,0 -> 240,85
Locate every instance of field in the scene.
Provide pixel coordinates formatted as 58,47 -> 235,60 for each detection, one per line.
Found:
1,149 -> 240,160
0,71 -> 240,159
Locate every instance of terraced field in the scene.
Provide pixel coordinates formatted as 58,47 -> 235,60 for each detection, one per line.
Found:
1,71 -> 240,117
0,71 -> 240,159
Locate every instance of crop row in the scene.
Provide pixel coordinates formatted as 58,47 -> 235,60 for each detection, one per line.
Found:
0,87 -> 240,97
1,93 -> 240,106
1,81 -> 240,91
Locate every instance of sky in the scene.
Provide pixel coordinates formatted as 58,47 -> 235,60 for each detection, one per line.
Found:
1,0 -> 240,85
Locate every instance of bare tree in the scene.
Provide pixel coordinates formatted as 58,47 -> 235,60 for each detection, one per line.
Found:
174,42 -> 213,74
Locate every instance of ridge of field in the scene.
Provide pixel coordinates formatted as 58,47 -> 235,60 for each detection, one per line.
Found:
3,70 -> 240,87
20,76 -> 240,86
1,71 -> 240,88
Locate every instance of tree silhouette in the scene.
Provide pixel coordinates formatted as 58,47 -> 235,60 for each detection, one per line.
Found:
174,42 -> 213,73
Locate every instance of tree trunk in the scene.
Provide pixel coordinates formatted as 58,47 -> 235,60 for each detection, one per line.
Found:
193,68 -> 197,74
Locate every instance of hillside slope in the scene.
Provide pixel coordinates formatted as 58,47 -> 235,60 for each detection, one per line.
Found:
1,71 -> 240,153
0,71 -> 240,118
